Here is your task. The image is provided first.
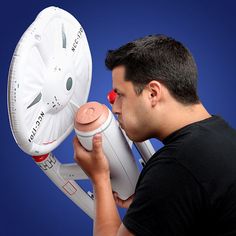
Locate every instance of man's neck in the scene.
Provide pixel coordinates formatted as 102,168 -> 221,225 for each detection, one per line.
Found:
158,102 -> 211,141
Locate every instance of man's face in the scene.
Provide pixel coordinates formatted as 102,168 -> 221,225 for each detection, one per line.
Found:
112,66 -> 150,142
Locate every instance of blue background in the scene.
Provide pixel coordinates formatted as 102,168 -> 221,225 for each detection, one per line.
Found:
1,0 -> 236,235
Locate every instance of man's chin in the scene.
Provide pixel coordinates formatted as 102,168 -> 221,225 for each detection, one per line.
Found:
119,123 -> 124,129
126,132 -> 146,143
119,126 -> 148,142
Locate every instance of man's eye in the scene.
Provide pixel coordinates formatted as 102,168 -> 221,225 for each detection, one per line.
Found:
117,93 -> 123,98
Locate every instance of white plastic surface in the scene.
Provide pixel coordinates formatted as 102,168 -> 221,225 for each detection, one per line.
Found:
59,163 -> 88,180
134,140 -> 155,163
35,153 -> 94,218
8,6 -> 92,155
75,107 -> 140,200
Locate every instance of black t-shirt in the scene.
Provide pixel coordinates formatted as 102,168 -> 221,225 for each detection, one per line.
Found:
123,116 -> 236,236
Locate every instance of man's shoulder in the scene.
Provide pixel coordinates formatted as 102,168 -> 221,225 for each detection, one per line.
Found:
162,115 -> 236,157
143,116 -> 236,190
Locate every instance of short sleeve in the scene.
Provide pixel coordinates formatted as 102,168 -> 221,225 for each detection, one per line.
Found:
123,158 -> 204,236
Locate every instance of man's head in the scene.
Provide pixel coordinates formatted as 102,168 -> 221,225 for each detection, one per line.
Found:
105,34 -> 199,105
105,35 -> 201,141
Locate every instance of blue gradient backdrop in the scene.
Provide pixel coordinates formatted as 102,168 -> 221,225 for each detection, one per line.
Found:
0,1 -> 235,235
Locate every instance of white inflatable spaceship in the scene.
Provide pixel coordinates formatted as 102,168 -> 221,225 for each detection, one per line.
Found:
7,6 -> 155,219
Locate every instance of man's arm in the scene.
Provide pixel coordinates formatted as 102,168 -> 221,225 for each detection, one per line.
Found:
93,177 -> 134,236
73,134 -> 134,236
93,176 -> 121,235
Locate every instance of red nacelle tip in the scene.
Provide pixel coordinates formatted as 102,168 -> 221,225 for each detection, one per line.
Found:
32,153 -> 49,163
107,90 -> 117,105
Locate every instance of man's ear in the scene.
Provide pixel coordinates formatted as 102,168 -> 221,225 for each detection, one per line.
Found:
146,81 -> 162,106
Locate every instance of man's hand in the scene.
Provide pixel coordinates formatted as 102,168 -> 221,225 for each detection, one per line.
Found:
113,192 -> 134,209
73,134 -> 134,236
73,134 -> 110,185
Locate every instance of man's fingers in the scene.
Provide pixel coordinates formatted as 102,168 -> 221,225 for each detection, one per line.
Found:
113,192 -> 118,198
113,192 -> 123,205
113,192 -> 119,202
73,136 -> 82,148
92,133 -> 103,156
113,192 -> 134,208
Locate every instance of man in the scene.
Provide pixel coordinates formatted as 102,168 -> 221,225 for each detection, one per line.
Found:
73,35 -> 236,236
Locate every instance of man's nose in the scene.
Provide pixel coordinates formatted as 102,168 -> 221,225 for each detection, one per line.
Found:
112,100 -> 120,114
